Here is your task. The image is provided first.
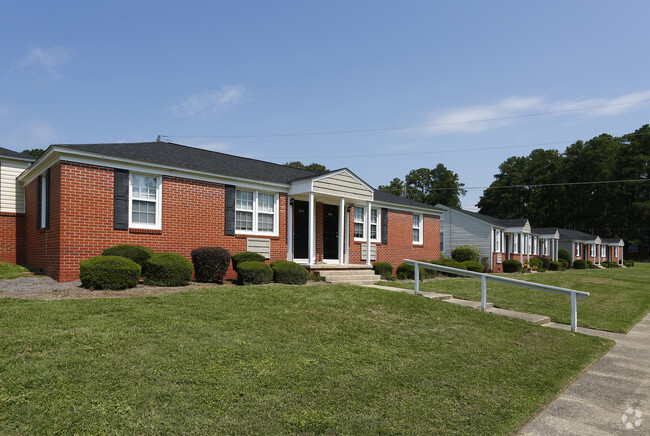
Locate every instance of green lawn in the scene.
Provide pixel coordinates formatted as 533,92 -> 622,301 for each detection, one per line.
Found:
379,263 -> 650,333
0,263 -> 29,280
0,284 -> 611,435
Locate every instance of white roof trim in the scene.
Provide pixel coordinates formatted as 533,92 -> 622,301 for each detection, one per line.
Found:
373,200 -> 443,215
308,168 -> 375,192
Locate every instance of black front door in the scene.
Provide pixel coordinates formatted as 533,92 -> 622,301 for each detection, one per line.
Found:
323,204 -> 339,260
293,201 -> 309,259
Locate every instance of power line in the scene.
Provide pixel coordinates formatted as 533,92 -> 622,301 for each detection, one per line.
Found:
428,178 -> 650,191
165,98 -> 650,139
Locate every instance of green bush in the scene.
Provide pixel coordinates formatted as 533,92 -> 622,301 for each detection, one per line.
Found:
231,251 -> 266,271
624,260 -> 634,267
502,259 -> 523,273
603,260 -> 618,268
271,261 -> 308,284
101,244 -> 154,270
372,262 -> 394,278
528,257 -> 543,269
191,247 -> 231,284
395,262 -> 437,280
432,258 -> 467,276
537,267 -> 546,273
144,253 -> 193,286
558,248 -> 572,264
585,260 -> 593,269
237,261 -> 273,285
451,245 -> 480,263
461,260 -> 484,273
541,256 -> 551,270
573,259 -> 587,269
79,256 -> 141,290
559,259 -> 569,270
549,261 -> 562,271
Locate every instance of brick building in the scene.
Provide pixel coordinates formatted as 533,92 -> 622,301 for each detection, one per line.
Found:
12,142 -> 442,281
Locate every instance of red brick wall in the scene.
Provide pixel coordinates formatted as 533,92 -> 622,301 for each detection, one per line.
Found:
25,161 -> 289,281
491,252 -> 504,273
0,212 -> 26,264
348,207 -> 440,273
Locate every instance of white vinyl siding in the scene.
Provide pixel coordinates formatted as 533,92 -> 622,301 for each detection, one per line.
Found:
0,160 -> 30,213
235,189 -> 278,236
438,208 -> 492,259
130,173 -> 162,229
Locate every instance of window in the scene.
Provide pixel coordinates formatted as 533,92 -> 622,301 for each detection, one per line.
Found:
493,229 -> 503,252
513,234 -> 519,254
628,245 -> 638,253
354,206 -> 365,238
413,214 -> 423,244
615,247 -> 619,257
40,175 -> 48,228
440,232 -> 444,251
590,244 -> 596,258
575,243 -> 581,257
130,174 -> 161,229
235,189 -> 277,235
354,206 -> 381,241
600,245 -> 606,257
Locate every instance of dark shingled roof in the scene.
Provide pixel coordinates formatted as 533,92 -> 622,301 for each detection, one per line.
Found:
54,142 -> 437,210
56,142 -> 318,184
532,227 -> 559,235
557,228 -> 598,241
441,205 -> 528,228
601,237 -> 623,244
373,189 -> 438,210
0,146 -> 35,160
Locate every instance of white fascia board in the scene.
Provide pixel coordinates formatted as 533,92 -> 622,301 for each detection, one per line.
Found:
504,226 -> 526,233
372,200 -> 442,216
18,147 -> 291,192
1,155 -> 35,165
449,208 -> 506,229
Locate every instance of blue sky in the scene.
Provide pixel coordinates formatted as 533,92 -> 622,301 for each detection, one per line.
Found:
2,1 -> 649,210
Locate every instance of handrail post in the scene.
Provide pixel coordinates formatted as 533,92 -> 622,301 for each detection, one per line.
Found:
481,275 -> 487,311
414,263 -> 420,295
571,292 -> 577,332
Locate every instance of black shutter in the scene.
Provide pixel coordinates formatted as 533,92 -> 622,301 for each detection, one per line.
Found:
36,175 -> 42,229
224,184 -> 236,236
44,168 -> 50,229
114,169 -> 129,230
381,208 -> 388,244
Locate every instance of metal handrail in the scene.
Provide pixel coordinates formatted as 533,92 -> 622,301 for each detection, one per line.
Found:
404,259 -> 589,332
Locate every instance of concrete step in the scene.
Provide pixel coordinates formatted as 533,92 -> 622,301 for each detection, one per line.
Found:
419,291 -> 453,300
486,307 -> 551,324
322,273 -> 380,281
446,298 -> 494,310
319,270 -> 379,278
329,279 -> 381,286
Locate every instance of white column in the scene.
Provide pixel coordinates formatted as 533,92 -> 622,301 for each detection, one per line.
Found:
308,192 -> 315,265
571,242 -> 575,263
345,205 -> 350,264
527,235 -> 530,263
366,201 -> 372,265
620,246 -> 624,265
489,227 -> 494,271
286,198 -> 293,261
338,198 -> 345,265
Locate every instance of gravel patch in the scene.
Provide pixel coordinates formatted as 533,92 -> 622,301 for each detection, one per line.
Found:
0,274 -> 329,300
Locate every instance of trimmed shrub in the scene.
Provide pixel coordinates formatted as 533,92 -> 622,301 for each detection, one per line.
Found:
573,259 -> 587,269
144,253 -> 193,286
541,256 -> 551,270
101,244 -> 154,270
191,247 -> 231,284
528,257 -> 543,269
451,245 -> 480,263
272,261 -> 308,284
603,260 -> 618,268
558,248 -> 572,264
461,260 -> 484,273
79,255 -> 141,290
537,267 -> 546,273
237,261 -> 273,285
480,256 -> 490,272
624,260 -> 634,267
395,262 -> 438,280
373,262 -> 394,279
559,259 -> 569,270
432,258 -> 467,276
585,260 -> 593,269
231,251 -> 265,271
549,261 -> 562,271
502,259 -> 523,273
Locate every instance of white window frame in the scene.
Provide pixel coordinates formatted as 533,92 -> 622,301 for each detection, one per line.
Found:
600,245 -> 607,257
494,229 -> 502,252
353,205 -> 381,242
129,173 -> 162,230
513,234 -> 519,254
615,247 -> 619,257
590,244 -> 596,258
412,213 -> 423,245
234,189 -> 279,237
575,243 -> 581,257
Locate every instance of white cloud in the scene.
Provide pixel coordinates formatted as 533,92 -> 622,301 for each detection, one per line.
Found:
12,46 -> 74,79
172,84 -> 246,118
422,90 -> 650,135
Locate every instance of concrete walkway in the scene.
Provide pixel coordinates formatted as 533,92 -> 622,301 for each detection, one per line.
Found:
363,284 -> 648,434
521,313 -> 650,435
